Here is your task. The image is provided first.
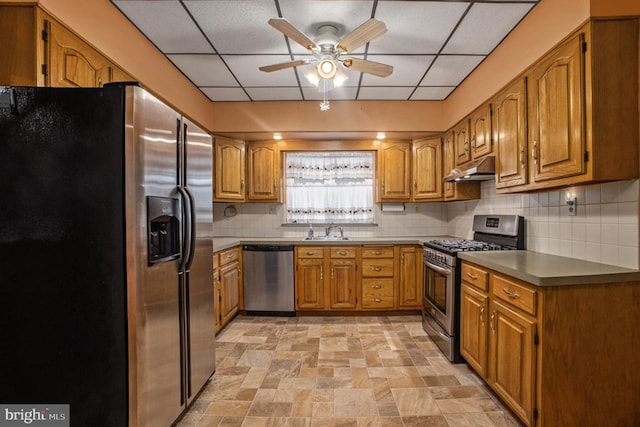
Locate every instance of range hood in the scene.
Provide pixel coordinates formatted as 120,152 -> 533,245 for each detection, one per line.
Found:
443,156 -> 496,182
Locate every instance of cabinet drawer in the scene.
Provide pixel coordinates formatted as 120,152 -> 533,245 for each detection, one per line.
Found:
362,245 -> 394,258
218,247 -> 239,265
492,274 -> 537,316
362,258 -> 394,277
296,247 -> 325,259
461,263 -> 489,292
330,247 -> 357,258
362,279 -> 394,309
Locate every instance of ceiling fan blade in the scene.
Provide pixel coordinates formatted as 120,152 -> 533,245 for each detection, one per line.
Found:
337,19 -> 387,53
259,59 -> 309,72
268,18 -> 317,51
342,58 -> 393,77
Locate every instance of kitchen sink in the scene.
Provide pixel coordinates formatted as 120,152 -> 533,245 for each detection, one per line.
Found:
303,236 -> 350,241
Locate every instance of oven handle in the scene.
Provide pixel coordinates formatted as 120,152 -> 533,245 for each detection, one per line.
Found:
424,258 -> 453,277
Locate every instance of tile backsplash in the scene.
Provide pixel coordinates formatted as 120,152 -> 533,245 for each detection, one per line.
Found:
213,179 -> 639,269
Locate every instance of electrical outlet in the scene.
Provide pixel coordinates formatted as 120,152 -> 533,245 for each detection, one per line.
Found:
566,198 -> 577,216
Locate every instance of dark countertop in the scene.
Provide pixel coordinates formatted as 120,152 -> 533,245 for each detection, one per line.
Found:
212,236 -> 454,253
458,250 -> 640,286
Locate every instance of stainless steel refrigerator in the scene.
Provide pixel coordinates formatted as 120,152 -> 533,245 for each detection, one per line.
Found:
0,84 -> 215,426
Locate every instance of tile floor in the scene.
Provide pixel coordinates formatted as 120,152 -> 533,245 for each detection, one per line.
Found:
177,315 -> 523,427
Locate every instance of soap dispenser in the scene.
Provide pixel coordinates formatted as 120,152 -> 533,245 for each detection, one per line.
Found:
307,224 -> 314,238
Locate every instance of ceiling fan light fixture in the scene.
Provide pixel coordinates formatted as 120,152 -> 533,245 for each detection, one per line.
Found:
317,59 -> 337,79
305,68 -> 321,87
332,68 -> 348,87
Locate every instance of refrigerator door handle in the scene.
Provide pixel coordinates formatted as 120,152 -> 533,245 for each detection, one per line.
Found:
184,186 -> 197,271
178,186 -> 192,271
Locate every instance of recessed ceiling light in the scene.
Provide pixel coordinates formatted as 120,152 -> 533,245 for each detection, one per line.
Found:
273,133 -> 282,140
376,132 -> 386,140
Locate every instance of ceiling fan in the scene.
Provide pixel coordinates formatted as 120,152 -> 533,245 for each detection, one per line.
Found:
259,18 -> 393,109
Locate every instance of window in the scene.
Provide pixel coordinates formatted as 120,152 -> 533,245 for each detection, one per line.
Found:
285,151 -> 374,224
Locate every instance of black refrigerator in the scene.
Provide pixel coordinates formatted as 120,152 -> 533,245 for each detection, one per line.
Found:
0,84 -> 216,426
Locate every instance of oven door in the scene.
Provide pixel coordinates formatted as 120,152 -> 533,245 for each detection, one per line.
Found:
423,257 -> 454,335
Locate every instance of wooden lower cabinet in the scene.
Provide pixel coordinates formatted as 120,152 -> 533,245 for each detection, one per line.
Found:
214,247 -> 241,332
397,245 -> 423,309
295,246 -> 360,310
361,246 -> 395,309
460,260 -> 640,427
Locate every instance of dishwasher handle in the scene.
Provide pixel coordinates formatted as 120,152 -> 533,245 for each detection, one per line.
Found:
243,244 -> 294,252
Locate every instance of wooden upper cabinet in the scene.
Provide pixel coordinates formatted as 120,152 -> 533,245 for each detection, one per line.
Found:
443,132 -> 456,199
47,18 -> 111,87
493,78 -> 528,189
470,103 -> 493,160
527,32 -> 584,183
0,4 -> 133,88
454,118 -> 471,166
379,141 -> 411,202
496,18 -> 638,193
412,137 -> 442,201
247,141 -> 280,202
214,136 -> 246,202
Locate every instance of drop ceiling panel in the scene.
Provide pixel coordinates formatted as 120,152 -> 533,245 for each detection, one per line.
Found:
183,0 -> 282,54
411,86 -> 456,101
360,55 -> 435,86
201,87 -> 250,102
113,0 -> 213,53
358,86 -> 414,100
371,1 -> 469,54
110,0 -> 540,103
442,3 -> 537,55
420,55 -> 485,86
246,87 -> 303,101
166,54 -> 237,86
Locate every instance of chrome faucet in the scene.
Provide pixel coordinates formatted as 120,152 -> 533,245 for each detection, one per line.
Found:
325,223 -> 344,238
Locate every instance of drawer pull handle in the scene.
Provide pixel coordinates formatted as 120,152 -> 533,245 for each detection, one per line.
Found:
374,251 -> 384,255
502,289 -> 520,300
371,267 -> 383,271
372,298 -> 382,302
339,251 -> 347,256
227,254 -> 233,258
490,311 -> 496,334
480,306 -> 485,327
306,251 -> 316,256
372,285 -> 383,289
467,273 -> 478,280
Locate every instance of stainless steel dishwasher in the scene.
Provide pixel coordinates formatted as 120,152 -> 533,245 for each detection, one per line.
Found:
242,244 -> 295,315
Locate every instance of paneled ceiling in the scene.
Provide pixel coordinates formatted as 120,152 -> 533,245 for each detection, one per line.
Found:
111,0 -> 540,103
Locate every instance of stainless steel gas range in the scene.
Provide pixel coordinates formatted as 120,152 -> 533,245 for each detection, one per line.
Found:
422,214 -> 525,362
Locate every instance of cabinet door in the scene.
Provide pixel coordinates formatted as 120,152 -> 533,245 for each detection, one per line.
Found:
528,33 -> 584,183
247,141 -> 280,202
219,261 -> 240,326
454,119 -> 471,166
412,137 -> 442,201
460,284 -> 489,378
214,137 -> 245,202
295,258 -> 325,309
47,18 -> 111,87
329,259 -> 358,309
379,141 -> 411,202
470,104 -> 492,159
493,78 -> 528,189
398,246 -> 422,308
490,299 -> 536,426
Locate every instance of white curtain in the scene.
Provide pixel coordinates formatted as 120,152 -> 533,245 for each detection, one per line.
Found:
286,152 -> 374,223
